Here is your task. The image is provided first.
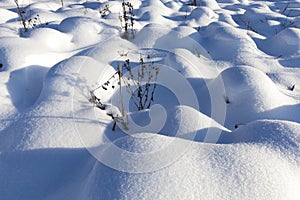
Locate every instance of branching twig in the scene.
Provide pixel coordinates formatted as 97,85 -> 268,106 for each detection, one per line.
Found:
14,0 -> 28,32
119,1 -> 135,38
90,55 -> 160,131
238,16 -> 258,33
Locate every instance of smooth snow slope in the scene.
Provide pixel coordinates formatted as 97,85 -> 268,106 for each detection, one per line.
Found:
0,0 -> 300,199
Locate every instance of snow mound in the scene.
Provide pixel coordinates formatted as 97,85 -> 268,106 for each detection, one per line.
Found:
187,7 -> 218,27
240,5 -> 282,37
201,0 -> 220,10
166,48 -> 218,79
221,119 -> 300,149
137,0 -> 174,25
260,28 -> 300,57
7,66 -> 48,111
28,1 -> 62,11
0,38 -> 32,70
134,23 -> 208,56
200,22 -> 256,60
29,28 -> 72,51
1,119 -> 300,199
59,17 -> 102,45
0,56 -> 104,151
159,105 -> 229,142
0,8 -> 18,23
209,66 -> 296,129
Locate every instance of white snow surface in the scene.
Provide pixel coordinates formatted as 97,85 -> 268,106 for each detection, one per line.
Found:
0,0 -> 300,199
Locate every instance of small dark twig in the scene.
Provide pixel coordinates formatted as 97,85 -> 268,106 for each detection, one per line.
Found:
224,96 -> 230,104
281,3 -> 290,15
288,84 -> 295,91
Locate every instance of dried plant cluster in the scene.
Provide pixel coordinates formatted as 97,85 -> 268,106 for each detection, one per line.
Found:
121,57 -> 160,111
99,4 -> 112,18
119,1 -> 135,38
89,55 -> 160,131
90,55 -> 159,111
14,0 -> 47,33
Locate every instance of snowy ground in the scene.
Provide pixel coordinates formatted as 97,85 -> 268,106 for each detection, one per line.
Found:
0,0 -> 300,199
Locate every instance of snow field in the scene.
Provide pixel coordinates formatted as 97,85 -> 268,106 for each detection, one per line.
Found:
0,0 -> 300,199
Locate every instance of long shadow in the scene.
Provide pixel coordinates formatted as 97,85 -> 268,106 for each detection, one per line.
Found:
102,83 -> 181,144
279,57 -> 300,68
0,147 -> 125,199
218,120 -> 300,152
259,103 -> 300,123
0,110 -> 107,154
6,62 -> 91,113
224,103 -> 300,129
178,127 -> 228,143
6,65 -> 48,112
187,77 -> 212,117
83,1 -> 101,9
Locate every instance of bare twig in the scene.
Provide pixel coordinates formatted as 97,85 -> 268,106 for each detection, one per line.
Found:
281,3 -> 290,15
238,16 -> 258,33
14,0 -> 28,32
